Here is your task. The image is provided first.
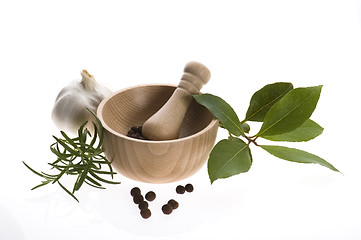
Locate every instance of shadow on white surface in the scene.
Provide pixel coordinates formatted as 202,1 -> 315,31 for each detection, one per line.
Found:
0,204 -> 25,240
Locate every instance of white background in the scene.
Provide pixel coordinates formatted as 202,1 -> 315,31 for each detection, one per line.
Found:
1,0 -> 361,239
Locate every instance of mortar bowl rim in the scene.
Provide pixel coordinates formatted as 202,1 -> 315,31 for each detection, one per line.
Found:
97,83 -> 219,144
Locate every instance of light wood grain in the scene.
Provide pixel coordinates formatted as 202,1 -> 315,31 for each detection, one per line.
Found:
142,62 -> 211,140
97,84 -> 218,183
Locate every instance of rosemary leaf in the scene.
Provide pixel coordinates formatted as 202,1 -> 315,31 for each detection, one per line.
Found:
89,122 -> 98,147
40,172 -> 59,179
58,181 -> 79,202
52,169 -> 66,183
50,146 -> 67,159
53,136 -> 78,156
73,158 -> 93,192
85,176 -> 102,187
85,179 -> 106,189
89,171 -> 120,185
91,169 -> 118,175
60,131 -> 77,148
87,108 -> 104,148
106,160 -> 115,179
31,180 -> 52,190
23,161 -> 48,179
78,121 -> 88,139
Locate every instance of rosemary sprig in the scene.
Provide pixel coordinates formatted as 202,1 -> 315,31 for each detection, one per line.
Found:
23,109 -> 120,202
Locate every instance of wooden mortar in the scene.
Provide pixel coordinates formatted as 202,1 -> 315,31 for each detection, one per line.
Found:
97,84 -> 218,183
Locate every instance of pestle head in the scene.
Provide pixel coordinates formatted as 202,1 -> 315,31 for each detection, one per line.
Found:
142,61 -> 211,140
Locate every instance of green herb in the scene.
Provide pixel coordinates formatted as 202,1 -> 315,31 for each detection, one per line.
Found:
194,83 -> 340,184
23,109 -> 120,202
244,82 -> 293,122
207,138 -> 252,184
257,85 -> 322,137
192,93 -> 244,136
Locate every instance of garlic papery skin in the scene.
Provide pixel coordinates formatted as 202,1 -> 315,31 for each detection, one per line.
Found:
52,70 -> 112,136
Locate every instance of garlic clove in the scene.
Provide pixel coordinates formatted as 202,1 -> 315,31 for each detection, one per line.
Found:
80,69 -> 97,91
52,70 -> 112,136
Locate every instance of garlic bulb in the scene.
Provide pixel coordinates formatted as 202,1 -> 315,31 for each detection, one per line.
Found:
52,70 -> 112,136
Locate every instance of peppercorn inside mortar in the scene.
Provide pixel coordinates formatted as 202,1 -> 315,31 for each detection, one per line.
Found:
127,126 -> 148,140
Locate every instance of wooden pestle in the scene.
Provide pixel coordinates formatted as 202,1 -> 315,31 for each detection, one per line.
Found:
142,61 -> 211,140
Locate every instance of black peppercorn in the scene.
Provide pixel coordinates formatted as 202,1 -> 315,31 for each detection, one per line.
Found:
127,126 -> 148,140
140,208 -> 151,219
130,187 -> 141,196
162,204 -> 173,215
133,194 -> 144,204
176,185 -> 185,194
137,126 -> 143,133
145,191 -> 156,201
127,130 -> 135,136
167,199 -> 179,210
185,183 -> 194,192
138,200 -> 149,210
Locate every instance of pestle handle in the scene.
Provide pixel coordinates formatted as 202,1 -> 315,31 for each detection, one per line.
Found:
142,62 -> 211,140
178,61 -> 211,95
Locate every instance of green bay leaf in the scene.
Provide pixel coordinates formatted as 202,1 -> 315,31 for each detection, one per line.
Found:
260,145 -> 339,172
245,82 -> 293,122
262,119 -> 323,142
194,93 -> 244,136
208,139 -> 252,184
257,85 -> 322,137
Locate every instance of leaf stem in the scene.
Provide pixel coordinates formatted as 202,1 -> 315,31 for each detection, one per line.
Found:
244,135 -> 259,146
